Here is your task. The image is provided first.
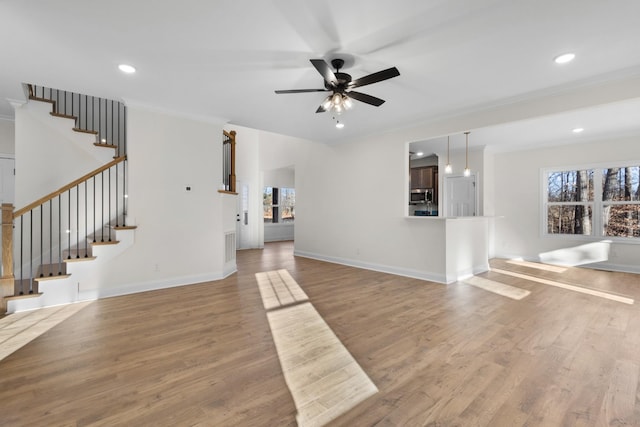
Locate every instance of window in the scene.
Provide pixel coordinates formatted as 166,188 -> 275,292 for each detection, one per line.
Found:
264,187 -> 295,223
544,164 -> 640,240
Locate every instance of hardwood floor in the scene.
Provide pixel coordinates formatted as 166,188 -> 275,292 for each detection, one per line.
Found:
1,242 -> 639,426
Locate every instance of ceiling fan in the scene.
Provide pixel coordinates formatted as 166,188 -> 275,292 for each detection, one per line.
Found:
275,58 -> 400,113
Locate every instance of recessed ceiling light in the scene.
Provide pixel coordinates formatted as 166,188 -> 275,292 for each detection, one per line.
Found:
118,64 -> 136,74
335,122 -> 344,129
416,151 -> 424,156
572,127 -> 584,133
554,53 -> 575,64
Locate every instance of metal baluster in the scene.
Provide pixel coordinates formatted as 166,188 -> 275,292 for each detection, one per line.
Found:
123,159 -> 127,226
68,189 -> 71,259
101,171 -> 105,242
123,105 -> 127,156
85,181 -> 88,257
115,162 -> 119,227
29,210 -> 33,293
49,200 -> 53,275
40,205 -> 43,277
117,102 -> 121,154
58,195 -> 62,274
108,168 -> 112,241
99,97 -> 102,143
19,216 -> 23,294
93,176 -> 96,242
111,100 -> 114,147
76,185 -> 80,257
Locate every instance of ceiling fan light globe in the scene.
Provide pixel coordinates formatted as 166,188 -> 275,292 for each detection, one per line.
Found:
332,93 -> 342,105
343,96 -> 353,109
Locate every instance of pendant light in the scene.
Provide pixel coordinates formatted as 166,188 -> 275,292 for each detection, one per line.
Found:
444,136 -> 452,174
463,131 -> 471,177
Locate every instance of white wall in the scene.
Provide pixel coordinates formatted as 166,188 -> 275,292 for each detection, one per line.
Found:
13,102 -> 232,302
14,100 -> 112,208
93,106 -> 229,292
493,135 -> 640,273
0,119 -> 15,155
264,167 -> 294,188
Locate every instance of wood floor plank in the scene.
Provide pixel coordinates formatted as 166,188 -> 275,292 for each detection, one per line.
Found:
1,244 -> 639,426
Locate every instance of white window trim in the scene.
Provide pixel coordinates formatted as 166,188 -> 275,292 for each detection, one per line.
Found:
541,160 -> 640,244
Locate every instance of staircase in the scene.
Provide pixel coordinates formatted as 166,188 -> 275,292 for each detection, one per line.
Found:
1,85 -> 136,314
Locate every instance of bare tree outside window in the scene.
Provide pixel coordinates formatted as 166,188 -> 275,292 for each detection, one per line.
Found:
545,165 -> 639,239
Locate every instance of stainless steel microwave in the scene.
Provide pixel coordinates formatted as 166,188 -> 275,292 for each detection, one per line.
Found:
410,188 -> 433,204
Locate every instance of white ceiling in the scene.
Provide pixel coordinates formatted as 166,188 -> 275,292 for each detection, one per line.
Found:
2,0 -> 640,147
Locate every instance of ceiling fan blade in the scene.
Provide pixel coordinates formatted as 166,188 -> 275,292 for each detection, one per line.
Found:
310,59 -> 338,86
275,89 -> 329,94
315,104 -> 327,113
347,91 -> 386,107
349,67 -> 400,88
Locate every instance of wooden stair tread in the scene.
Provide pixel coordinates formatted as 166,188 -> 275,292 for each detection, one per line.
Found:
50,112 -> 77,120
113,225 -> 137,230
64,256 -> 97,263
93,143 -> 117,149
5,292 -> 43,301
73,128 -> 98,135
35,274 -> 71,282
92,240 -> 120,246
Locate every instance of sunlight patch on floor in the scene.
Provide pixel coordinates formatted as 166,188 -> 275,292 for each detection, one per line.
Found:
463,276 -> 531,300
506,259 -> 568,273
492,268 -> 634,305
255,269 -> 308,310
0,301 -> 93,361
256,270 -> 377,427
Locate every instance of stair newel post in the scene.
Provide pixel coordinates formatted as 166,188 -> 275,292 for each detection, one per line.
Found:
1,204 -> 15,312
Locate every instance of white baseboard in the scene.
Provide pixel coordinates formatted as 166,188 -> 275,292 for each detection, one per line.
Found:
78,271 -> 228,301
294,250 -> 448,284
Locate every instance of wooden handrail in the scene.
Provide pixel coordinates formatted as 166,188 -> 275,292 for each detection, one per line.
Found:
14,156 -> 127,218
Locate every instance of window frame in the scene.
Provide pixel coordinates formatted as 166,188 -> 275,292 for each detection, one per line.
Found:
541,160 -> 640,243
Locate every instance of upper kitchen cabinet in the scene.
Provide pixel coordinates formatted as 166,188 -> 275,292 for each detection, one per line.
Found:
410,166 -> 437,189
